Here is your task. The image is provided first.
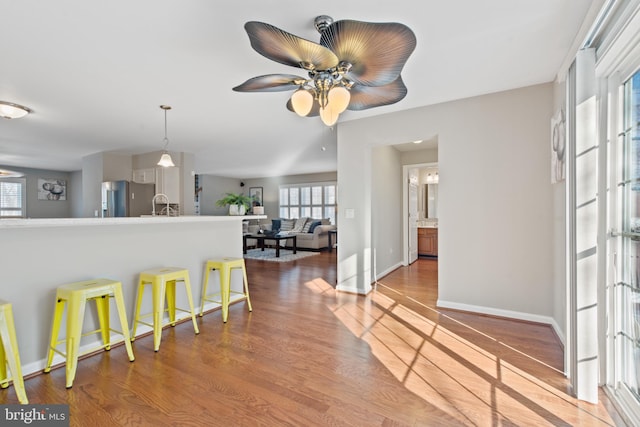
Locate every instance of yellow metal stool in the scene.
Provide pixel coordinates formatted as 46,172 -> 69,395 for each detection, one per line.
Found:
0,300 -> 28,404
200,258 -> 252,323
44,279 -> 135,388
131,267 -> 199,352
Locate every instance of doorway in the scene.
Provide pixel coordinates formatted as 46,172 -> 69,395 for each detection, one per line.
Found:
402,162 -> 439,266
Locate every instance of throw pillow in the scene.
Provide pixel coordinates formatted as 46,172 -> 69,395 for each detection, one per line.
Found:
271,218 -> 281,232
308,220 -> 321,233
292,217 -> 308,232
280,218 -> 295,231
302,219 -> 313,232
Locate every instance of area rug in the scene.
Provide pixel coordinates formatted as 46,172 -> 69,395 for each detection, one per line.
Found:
243,248 -> 319,262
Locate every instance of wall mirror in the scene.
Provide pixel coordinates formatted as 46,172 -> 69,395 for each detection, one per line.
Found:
425,183 -> 438,219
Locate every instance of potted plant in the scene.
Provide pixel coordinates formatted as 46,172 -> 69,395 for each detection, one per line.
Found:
215,192 -> 254,215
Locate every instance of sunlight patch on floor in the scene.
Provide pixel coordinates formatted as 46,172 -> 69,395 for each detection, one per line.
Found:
304,277 -> 618,426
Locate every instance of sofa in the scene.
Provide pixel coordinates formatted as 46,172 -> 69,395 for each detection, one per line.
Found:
244,217 -> 337,251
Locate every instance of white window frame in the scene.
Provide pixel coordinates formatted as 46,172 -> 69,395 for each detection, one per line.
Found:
279,181 -> 337,224
0,178 -> 26,218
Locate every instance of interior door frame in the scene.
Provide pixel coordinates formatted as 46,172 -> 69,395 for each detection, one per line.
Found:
402,162 -> 437,265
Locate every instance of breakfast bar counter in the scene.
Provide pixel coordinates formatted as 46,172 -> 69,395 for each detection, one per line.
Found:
1,215 -> 265,376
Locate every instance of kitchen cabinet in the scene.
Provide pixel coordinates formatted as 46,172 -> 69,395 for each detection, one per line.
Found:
155,167 -> 180,203
418,227 -> 438,256
132,168 -> 156,184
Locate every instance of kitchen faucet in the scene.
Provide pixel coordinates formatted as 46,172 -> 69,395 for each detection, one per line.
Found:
152,193 -> 169,216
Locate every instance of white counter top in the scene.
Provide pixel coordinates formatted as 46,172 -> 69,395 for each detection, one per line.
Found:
0,215 -> 267,229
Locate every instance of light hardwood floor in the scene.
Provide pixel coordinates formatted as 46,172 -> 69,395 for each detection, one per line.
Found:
1,253 -> 627,426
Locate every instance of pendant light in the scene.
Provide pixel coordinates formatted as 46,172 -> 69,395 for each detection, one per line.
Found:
157,105 -> 175,167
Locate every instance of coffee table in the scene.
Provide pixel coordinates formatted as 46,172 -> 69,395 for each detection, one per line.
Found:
243,233 -> 297,258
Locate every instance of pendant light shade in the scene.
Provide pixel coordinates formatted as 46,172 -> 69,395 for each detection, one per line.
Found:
157,105 -> 175,167
157,152 -> 175,167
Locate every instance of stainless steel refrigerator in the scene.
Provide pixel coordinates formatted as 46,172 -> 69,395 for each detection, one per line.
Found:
101,180 -> 155,217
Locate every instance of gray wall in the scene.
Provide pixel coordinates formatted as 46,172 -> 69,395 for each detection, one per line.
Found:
338,83 -> 558,328
244,172 -> 337,219
0,165 -> 75,218
372,146 -> 404,277
198,175 -> 244,216
198,171 -> 338,218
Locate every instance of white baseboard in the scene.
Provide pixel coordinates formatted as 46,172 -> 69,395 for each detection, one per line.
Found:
437,299 -> 565,346
375,261 -> 404,281
336,284 -> 370,295
22,300 -> 228,377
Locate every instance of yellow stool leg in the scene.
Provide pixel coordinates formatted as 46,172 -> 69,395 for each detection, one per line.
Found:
0,339 -> 6,389
130,282 -> 145,341
241,264 -> 253,312
111,284 -> 135,362
152,278 -> 166,352
0,306 -> 28,404
220,266 -> 230,323
200,263 -> 211,316
182,275 -> 200,335
44,298 -> 66,373
94,295 -> 111,351
166,280 -> 176,327
65,293 -> 87,388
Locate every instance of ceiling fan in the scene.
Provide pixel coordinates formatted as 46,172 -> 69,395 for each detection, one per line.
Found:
232,15 -> 417,126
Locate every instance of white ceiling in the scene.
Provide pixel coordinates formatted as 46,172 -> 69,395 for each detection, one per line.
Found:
0,0 -> 597,178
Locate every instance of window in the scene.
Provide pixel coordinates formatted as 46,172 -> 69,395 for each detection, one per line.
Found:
279,182 -> 337,224
609,68 -> 640,419
0,178 -> 26,218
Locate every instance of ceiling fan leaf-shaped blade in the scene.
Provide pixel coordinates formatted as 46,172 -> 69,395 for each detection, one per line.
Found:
321,20 -> 416,86
245,21 -> 339,70
233,74 -> 306,92
348,77 -> 408,111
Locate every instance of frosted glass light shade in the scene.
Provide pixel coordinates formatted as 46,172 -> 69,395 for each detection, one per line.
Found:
328,86 -> 350,114
291,89 -> 314,117
320,105 -> 339,126
157,152 -> 175,167
0,102 -> 30,119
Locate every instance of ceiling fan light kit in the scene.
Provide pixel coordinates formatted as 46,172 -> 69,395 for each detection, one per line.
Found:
233,15 -> 416,126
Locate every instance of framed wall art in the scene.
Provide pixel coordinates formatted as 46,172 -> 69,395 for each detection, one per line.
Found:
38,178 -> 67,200
249,187 -> 263,206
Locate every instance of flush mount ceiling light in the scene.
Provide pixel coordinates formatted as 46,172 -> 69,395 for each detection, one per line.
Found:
0,168 -> 24,178
157,105 -> 175,167
0,101 -> 31,119
233,15 -> 416,127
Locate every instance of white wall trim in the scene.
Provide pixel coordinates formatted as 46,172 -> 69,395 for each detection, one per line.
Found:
336,283 -> 371,295
21,300 -> 225,377
437,299 -> 565,346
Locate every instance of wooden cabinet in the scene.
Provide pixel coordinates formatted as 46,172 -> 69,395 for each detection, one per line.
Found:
418,227 -> 438,256
155,167 -> 180,203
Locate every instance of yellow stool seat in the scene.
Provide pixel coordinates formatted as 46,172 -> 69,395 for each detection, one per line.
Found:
131,267 -> 199,352
201,258 -> 252,323
0,300 -> 28,404
44,279 -> 135,388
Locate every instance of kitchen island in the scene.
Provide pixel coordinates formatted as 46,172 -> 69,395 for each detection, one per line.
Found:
0,215 -> 264,376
